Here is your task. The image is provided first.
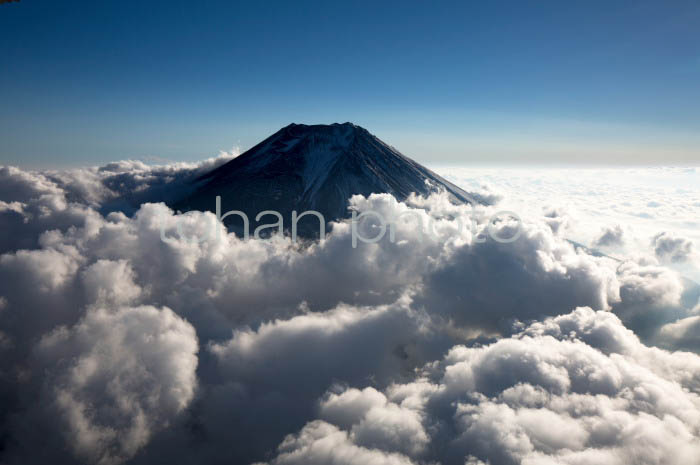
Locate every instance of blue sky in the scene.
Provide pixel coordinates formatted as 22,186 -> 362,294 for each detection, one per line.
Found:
1,0 -> 699,167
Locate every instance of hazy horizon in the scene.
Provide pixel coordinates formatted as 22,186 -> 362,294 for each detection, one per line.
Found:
6,120 -> 700,170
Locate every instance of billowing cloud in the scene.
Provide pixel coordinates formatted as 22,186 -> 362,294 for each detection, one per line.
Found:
652,232 -> 699,264
0,154 -> 234,254
656,312 -> 700,352
3,305 -> 198,465
1,161 -> 699,464
542,206 -> 572,235
257,420 -> 417,465
262,308 -> 700,465
594,224 -> 626,248
438,166 -> 700,281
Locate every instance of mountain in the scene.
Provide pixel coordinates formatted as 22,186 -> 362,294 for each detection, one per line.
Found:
174,122 -> 478,236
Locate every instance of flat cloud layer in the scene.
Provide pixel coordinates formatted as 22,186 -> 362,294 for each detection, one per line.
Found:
0,160 -> 699,464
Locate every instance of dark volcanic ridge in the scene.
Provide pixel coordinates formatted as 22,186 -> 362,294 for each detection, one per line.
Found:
173,122 -> 481,235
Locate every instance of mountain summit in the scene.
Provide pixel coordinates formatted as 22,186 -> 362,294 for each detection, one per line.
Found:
175,123 -> 476,235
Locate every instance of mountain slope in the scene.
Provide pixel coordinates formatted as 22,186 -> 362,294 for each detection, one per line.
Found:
174,122 -> 478,235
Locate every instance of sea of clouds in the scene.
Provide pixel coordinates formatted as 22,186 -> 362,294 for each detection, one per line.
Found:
0,158 -> 699,465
